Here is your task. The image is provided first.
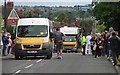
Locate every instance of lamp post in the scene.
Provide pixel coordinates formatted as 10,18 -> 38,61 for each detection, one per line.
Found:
92,17 -> 97,33
94,18 -> 96,33
4,0 -> 7,32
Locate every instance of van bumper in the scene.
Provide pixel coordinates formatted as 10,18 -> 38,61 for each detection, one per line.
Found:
15,49 -> 51,56
62,48 -> 77,52
12,44 -> 52,56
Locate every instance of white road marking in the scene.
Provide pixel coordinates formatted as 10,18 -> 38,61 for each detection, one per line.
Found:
25,64 -> 33,69
14,70 -> 21,74
36,59 -> 42,63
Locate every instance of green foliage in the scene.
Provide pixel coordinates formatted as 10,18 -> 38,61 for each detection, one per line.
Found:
57,12 -> 67,22
80,20 -> 93,27
0,15 -> 3,24
0,14 -> 13,33
0,26 -> 2,33
52,9 -> 93,22
93,2 -> 120,33
96,24 -> 106,33
52,10 -> 67,22
6,25 -> 13,34
0,14 -> 3,32
24,11 -> 32,18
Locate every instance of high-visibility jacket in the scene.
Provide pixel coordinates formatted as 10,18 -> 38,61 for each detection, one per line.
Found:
81,36 -> 86,46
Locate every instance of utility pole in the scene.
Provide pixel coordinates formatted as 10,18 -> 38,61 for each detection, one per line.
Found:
4,0 -> 7,32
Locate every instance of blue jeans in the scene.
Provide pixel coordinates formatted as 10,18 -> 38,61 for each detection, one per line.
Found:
107,44 -> 112,57
3,45 -> 8,56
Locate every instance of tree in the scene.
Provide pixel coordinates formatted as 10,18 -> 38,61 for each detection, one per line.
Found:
52,11 -> 67,22
80,20 -> 93,27
93,2 -> 120,33
96,24 -> 106,33
6,25 -> 13,34
0,14 -> 3,32
57,13 -> 67,22
24,10 -> 32,18
80,20 -> 93,33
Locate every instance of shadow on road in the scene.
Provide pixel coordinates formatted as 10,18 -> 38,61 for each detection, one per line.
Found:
2,55 -> 46,60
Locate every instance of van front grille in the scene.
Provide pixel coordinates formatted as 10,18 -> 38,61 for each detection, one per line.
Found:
64,44 -> 75,46
23,44 -> 40,48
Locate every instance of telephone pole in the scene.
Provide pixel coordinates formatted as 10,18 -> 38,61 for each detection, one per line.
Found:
4,0 -> 7,32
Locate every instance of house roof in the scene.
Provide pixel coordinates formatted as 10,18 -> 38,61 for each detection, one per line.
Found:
8,8 -> 19,19
2,6 -> 19,19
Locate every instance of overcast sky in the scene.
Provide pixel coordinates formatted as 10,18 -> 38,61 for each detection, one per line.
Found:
1,0 -> 92,6
1,0 -> 120,6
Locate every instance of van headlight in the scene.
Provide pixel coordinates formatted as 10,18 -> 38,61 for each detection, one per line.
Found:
14,38 -> 21,42
43,38 -> 48,42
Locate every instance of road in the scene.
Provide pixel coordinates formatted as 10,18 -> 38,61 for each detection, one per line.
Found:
2,53 -> 118,75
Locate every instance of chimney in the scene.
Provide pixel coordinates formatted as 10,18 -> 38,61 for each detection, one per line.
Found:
7,0 -> 14,8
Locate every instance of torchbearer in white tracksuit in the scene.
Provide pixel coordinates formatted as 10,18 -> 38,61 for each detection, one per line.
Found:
85,33 -> 92,55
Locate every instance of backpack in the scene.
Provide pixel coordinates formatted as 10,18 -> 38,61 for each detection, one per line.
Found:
77,38 -> 82,43
54,32 -> 63,44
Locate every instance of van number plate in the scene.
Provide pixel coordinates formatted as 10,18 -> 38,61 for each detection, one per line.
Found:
27,51 -> 37,53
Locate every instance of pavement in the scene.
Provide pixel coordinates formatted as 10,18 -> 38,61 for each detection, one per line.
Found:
0,55 -> 2,75
2,53 -> 119,74
108,56 -> 120,75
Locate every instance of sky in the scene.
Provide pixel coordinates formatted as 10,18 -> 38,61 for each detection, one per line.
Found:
1,0 -> 120,6
0,0 -> 93,6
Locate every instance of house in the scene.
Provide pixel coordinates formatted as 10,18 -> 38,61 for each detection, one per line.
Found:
2,0 -> 19,26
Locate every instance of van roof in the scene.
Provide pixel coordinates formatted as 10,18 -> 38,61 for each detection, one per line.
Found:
60,27 -> 79,34
18,18 -> 50,26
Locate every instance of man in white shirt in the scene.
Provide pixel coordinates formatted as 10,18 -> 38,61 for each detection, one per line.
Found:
85,33 -> 92,55
0,33 -> 3,55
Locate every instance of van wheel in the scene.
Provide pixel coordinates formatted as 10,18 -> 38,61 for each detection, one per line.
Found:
46,52 -> 52,59
15,54 -> 19,60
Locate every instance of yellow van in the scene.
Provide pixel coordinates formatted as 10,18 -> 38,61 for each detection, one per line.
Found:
117,55 -> 120,65
60,26 -> 80,53
12,18 -> 53,59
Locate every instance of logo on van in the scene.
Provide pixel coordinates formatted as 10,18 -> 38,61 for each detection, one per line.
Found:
30,44 -> 34,47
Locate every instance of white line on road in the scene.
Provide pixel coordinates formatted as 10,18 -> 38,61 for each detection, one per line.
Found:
36,59 -> 42,63
25,64 -> 33,69
14,70 -> 21,74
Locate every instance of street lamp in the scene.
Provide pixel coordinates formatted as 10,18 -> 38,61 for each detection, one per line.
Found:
92,17 -> 97,33
94,18 -> 96,33
4,0 -> 7,32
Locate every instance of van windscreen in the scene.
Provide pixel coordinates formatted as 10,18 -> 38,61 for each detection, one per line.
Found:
17,25 -> 48,37
64,35 -> 77,42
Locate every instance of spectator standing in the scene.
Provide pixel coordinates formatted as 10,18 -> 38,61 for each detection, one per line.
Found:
85,33 -> 92,55
81,34 -> 86,55
106,27 -> 114,59
101,32 -> 105,56
104,30 -> 108,56
90,34 -> 97,55
0,33 -> 3,55
76,35 -> 82,53
109,31 -> 120,66
95,33 -> 104,58
2,33 -> 9,56
7,33 -> 13,55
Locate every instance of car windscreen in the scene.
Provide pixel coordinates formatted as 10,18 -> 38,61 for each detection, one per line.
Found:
17,25 -> 48,37
64,35 -> 77,42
